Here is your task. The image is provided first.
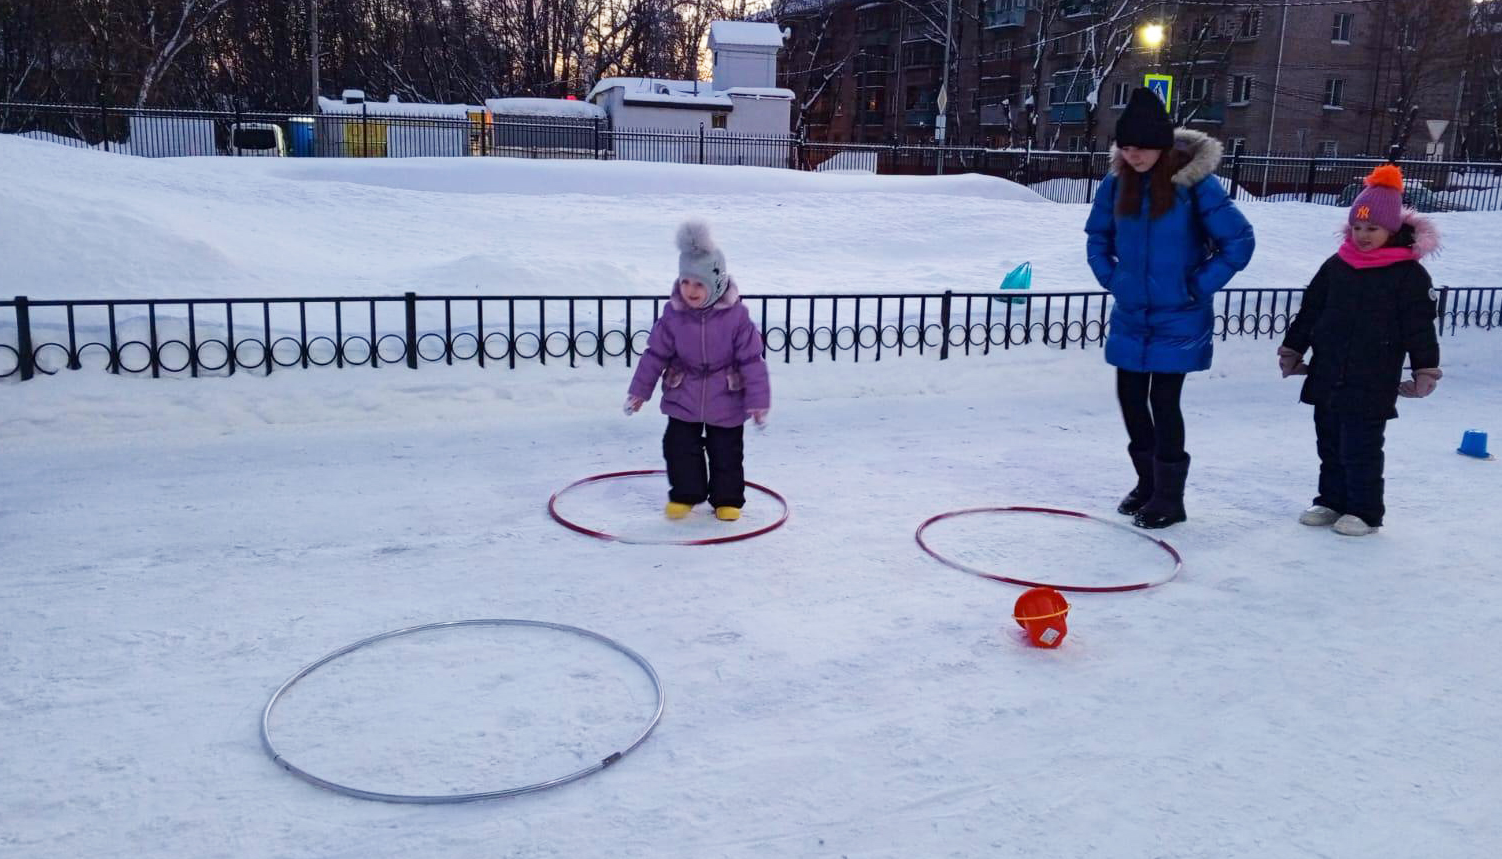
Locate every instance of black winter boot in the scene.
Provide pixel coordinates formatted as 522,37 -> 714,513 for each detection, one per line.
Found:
1133,455 -> 1190,530
1117,447 -> 1155,516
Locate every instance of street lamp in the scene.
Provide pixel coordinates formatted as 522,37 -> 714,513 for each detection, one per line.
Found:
1139,22 -> 1166,101
309,0 -> 320,110
936,0 -> 954,175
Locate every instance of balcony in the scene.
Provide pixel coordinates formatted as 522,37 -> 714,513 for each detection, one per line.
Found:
1185,101 -> 1226,124
1048,103 -> 1088,124
902,43 -> 943,67
858,111 -> 887,127
855,53 -> 891,75
980,103 -> 1013,126
859,30 -> 891,47
905,108 -> 937,127
983,6 -> 1028,29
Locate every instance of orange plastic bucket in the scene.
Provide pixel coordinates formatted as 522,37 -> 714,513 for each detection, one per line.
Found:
1013,587 -> 1070,648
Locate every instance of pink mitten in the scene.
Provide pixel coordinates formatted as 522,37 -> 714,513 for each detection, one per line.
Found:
1277,346 -> 1308,378
1398,368 -> 1442,398
749,409 -> 768,429
623,395 -> 644,416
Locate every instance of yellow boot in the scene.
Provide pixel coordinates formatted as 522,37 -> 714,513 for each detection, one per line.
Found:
665,501 -> 694,520
714,506 -> 741,522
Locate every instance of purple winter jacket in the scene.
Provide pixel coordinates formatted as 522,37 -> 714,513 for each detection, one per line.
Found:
628,277 -> 771,428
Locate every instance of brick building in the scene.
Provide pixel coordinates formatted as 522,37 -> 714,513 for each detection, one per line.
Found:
774,0 -> 1469,158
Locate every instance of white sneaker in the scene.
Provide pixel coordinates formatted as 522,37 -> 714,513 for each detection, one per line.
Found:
1332,514 -> 1378,537
1298,505 -> 1341,526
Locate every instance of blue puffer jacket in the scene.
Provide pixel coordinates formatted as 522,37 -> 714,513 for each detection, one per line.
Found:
1085,130 -> 1256,373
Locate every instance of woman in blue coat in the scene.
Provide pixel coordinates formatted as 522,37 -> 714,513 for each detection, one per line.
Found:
1085,88 -> 1255,528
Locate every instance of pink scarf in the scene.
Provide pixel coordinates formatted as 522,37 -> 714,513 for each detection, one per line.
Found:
1337,238 -> 1416,269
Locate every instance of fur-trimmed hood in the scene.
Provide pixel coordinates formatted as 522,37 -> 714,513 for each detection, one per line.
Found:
670,275 -> 742,312
1341,208 -> 1441,259
1110,128 -> 1224,187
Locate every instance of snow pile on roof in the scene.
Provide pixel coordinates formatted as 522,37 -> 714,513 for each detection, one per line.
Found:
317,96 -> 477,118
589,78 -> 792,106
485,98 -> 606,120
709,21 -> 787,48
588,77 -> 732,108
588,78 -> 703,101
724,87 -> 796,100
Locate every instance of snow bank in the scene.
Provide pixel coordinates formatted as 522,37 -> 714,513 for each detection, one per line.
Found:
2,133 -> 1498,306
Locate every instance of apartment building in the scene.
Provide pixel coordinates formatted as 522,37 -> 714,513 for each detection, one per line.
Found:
775,0 -> 1468,157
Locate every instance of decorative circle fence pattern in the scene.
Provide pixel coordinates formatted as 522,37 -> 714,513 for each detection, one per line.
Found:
1,287 -> 1497,381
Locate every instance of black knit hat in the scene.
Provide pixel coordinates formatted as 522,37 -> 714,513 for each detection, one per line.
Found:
1114,87 -> 1175,149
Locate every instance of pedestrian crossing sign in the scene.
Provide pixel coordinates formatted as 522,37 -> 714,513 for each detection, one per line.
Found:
1145,74 -> 1173,108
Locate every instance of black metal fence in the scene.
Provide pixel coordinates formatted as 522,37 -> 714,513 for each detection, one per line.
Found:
10,100 -> 1502,209
3,288 -> 1496,382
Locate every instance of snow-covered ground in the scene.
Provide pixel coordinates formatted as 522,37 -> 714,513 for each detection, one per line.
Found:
3,137 -> 1501,858
2,135 -> 1498,301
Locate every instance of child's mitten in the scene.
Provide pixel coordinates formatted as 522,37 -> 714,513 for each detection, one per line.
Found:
1277,346 -> 1308,377
1398,367 -> 1442,398
623,395 -> 644,415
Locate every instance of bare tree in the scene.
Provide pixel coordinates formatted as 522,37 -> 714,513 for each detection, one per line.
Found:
1382,0 -> 1469,156
1052,0 -> 1145,148
127,0 -> 234,107
1022,0 -> 1063,147
1466,0 -> 1502,158
781,4 -> 849,138
1168,8 -> 1233,126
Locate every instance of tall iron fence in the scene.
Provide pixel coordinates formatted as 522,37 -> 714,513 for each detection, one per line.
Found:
3,288 -> 1496,382
8,101 -> 1502,210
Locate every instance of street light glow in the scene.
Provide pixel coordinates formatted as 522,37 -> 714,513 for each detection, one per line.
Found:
1140,23 -> 1165,47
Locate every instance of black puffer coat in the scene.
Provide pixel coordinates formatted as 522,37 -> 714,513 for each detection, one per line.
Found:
1281,213 -> 1441,420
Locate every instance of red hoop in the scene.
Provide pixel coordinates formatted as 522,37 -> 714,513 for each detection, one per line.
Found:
915,505 -> 1182,593
548,469 -> 790,546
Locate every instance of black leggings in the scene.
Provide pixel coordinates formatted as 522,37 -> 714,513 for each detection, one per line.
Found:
1116,369 -> 1187,462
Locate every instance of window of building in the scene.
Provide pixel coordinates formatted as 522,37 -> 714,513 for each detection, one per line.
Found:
1113,81 -> 1131,108
1189,77 -> 1211,102
1324,78 -> 1344,109
1397,22 -> 1418,49
1050,71 -> 1088,105
1231,75 -> 1253,105
1229,137 -> 1247,155
711,113 -> 727,130
1318,140 -> 1339,158
1238,9 -> 1261,39
1332,13 -> 1353,43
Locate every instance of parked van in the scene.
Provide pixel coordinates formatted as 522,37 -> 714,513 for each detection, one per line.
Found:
230,122 -> 286,156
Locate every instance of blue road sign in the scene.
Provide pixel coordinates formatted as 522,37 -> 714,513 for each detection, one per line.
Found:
1144,74 -> 1173,107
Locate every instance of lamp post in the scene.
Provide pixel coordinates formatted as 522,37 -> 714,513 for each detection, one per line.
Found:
1138,22 -> 1170,116
1140,23 -> 1165,70
309,0 -> 320,110
936,0 -> 954,175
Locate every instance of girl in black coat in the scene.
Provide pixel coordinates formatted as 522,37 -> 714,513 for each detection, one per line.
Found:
1279,165 -> 1442,536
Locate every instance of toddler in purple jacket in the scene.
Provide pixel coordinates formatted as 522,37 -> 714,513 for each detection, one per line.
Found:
625,221 -> 771,521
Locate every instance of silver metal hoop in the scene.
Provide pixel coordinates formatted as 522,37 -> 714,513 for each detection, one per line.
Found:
261,619 -> 665,803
